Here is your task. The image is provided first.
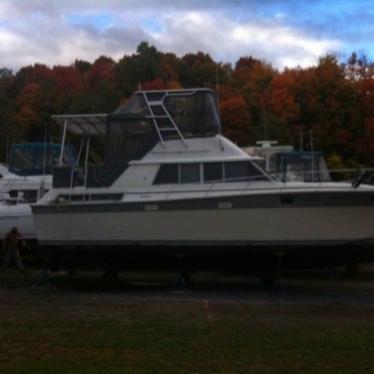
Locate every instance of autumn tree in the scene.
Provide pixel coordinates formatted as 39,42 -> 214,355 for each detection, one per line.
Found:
233,56 -> 276,142
1,43 -> 374,168
220,94 -> 252,145
0,70 -> 14,159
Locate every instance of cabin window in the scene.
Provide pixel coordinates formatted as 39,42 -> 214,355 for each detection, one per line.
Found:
22,190 -> 38,202
204,163 -> 223,182
180,163 -> 200,184
9,190 -> 18,198
9,189 -> 38,202
154,161 -> 268,185
225,162 -> 251,182
224,162 -> 268,182
154,164 -> 179,184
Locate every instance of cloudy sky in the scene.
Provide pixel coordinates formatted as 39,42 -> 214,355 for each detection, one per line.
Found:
0,0 -> 373,71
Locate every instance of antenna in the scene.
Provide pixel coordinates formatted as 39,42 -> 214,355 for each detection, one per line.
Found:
5,137 -> 9,165
40,122 -> 48,199
42,122 -> 47,176
299,126 -> 304,151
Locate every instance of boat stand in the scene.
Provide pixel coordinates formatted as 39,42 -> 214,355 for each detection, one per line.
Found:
262,251 -> 287,296
173,253 -> 191,292
268,251 -> 286,294
102,268 -> 120,285
31,264 -> 52,289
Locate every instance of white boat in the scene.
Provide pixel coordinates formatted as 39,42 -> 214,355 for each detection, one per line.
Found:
0,143 -> 76,242
31,89 -> 374,270
243,140 -> 331,182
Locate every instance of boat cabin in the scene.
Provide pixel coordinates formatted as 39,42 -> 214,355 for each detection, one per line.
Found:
51,89 -> 269,189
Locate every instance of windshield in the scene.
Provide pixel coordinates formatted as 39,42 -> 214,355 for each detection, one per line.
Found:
8,143 -> 76,176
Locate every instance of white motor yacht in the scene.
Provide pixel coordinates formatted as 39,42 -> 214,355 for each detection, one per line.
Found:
31,89 -> 374,270
0,143 -> 76,243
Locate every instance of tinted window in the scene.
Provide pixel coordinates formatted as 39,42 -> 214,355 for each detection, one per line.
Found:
204,163 -> 223,182
224,162 -> 268,182
248,162 -> 268,181
180,163 -> 200,184
23,190 -> 38,202
225,162 -> 250,182
154,164 -> 178,184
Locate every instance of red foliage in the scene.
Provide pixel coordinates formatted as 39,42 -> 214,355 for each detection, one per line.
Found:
86,56 -> 116,88
268,72 -> 299,122
220,95 -> 251,145
53,66 -> 84,94
140,78 -> 165,90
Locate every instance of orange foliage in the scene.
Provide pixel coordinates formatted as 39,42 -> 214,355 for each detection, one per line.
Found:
141,78 -> 165,90
86,56 -> 116,88
2,43 -> 374,167
268,72 -> 299,122
220,95 -> 251,145
53,66 -> 84,94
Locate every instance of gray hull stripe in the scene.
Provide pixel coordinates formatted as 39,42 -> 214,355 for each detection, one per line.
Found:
32,191 -> 374,214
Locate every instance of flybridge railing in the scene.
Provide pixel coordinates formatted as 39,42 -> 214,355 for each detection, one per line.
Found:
269,167 -> 374,185
162,167 -> 374,198
50,167 -> 374,205
57,166 -> 374,191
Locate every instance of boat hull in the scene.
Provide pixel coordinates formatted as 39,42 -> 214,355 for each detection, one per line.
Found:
0,203 -> 35,240
31,190 -> 374,270
33,205 -> 374,246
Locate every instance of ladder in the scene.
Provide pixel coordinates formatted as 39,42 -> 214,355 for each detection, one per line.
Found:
142,92 -> 188,148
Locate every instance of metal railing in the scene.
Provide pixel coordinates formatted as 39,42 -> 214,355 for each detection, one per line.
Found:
51,167 -> 374,205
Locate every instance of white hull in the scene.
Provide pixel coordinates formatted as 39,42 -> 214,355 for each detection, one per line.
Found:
33,204 -> 374,247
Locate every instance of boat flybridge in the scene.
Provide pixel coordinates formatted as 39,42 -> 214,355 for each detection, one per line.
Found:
32,88 -> 374,271
0,143 -> 76,242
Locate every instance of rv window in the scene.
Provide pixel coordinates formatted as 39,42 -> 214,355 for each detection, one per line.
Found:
204,163 -> 223,182
153,164 -> 178,184
180,163 -> 200,184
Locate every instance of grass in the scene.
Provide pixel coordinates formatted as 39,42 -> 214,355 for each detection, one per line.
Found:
0,270 -> 374,373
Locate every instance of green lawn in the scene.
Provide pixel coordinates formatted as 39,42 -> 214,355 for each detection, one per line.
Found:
0,271 -> 374,373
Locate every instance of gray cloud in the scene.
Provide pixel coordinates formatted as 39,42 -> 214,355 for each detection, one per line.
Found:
0,0 -> 343,71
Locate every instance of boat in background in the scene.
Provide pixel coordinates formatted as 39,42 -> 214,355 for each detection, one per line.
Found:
0,143 -> 76,243
243,140 -> 331,182
31,88 -> 374,272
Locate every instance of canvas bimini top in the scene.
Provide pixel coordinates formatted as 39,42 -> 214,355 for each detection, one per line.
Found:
52,88 -> 222,166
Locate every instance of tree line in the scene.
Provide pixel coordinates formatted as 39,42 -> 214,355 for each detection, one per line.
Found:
1,41 -> 374,168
